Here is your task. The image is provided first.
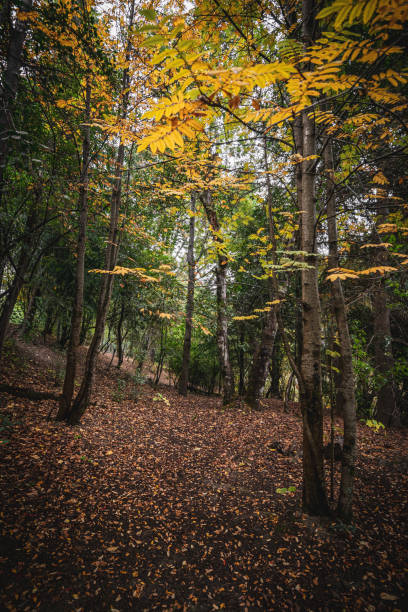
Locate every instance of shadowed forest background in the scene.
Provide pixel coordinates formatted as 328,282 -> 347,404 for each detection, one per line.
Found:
0,0 -> 407,610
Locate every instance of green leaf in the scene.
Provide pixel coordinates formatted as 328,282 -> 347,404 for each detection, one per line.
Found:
140,8 -> 157,21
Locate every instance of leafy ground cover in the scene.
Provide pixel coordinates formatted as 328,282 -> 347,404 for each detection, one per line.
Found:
0,340 -> 407,611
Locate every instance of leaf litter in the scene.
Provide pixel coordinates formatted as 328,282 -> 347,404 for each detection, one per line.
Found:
0,341 -> 407,611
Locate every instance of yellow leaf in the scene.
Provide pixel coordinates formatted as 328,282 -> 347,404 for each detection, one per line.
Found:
358,266 -> 397,275
363,0 -> 378,24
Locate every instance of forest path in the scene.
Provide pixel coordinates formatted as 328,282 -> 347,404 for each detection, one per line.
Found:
0,338 -> 407,611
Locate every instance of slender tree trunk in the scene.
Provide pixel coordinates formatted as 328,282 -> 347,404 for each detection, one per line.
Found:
20,285 -> 40,336
324,143 -> 357,522
57,82 -> 91,420
298,0 -> 329,516
268,333 -> 282,399
238,324 -> 246,396
0,206 -> 37,358
79,311 -> 90,345
178,194 -> 196,395
246,308 -> 277,409
200,189 -> 234,404
372,280 -> 400,427
42,303 -> 55,340
246,137 -> 279,409
116,299 -> 125,368
137,330 -> 151,373
66,1 -> 135,425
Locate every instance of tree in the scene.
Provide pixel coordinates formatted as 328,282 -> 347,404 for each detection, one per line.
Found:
178,194 -> 197,395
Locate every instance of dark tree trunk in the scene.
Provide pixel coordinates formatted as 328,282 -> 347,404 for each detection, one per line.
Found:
324,142 -> 357,522
178,195 -> 196,395
43,303 -> 55,340
20,285 -> 40,336
372,279 -> 400,427
116,299 -> 125,368
57,82 -> 91,420
200,189 -> 234,404
268,332 -> 282,399
238,324 -> 246,396
136,330 -> 151,373
0,206 -> 37,358
298,0 -> 329,516
246,308 -> 277,409
79,311 -> 90,345
154,325 -> 166,386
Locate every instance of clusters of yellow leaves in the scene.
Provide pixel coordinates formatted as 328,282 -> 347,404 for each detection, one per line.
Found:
326,265 -> 398,282
134,0 -> 408,156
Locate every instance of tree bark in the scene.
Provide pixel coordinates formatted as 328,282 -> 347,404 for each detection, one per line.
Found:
246,137 -> 279,409
372,279 -> 400,427
246,308 -> 277,409
298,0 -> 329,516
238,323 -> 246,396
116,299 -> 125,368
57,81 -> 91,420
268,332 -> 282,399
324,142 -> 357,522
66,0 -> 135,425
200,189 -> 234,404
178,195 -> 196,395
19,284 -> 40,336
0,205 -> 37,358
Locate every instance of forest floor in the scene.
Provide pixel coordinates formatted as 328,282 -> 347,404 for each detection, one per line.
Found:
0,337 -> 407,611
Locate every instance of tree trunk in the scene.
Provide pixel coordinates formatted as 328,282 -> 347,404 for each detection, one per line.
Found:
372,279 -> 400,427
116,299 -> 125,368
20,285 -> 40,336
238,324 -> 246,396
246,308 -> 277,409
178,195 -> 196,395
0,206 -> 37,358
298,0 -> 329,516
268,332 -> 282,399
324,142 -> 357,522
57,82 -> 91,420
200,189 -> 234,404
246,137 -> 279,409
66,1 -> 135,425
42,303 -> 55,340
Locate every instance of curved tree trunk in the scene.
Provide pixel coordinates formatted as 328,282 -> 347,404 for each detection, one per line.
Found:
178,195 -> 196,395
